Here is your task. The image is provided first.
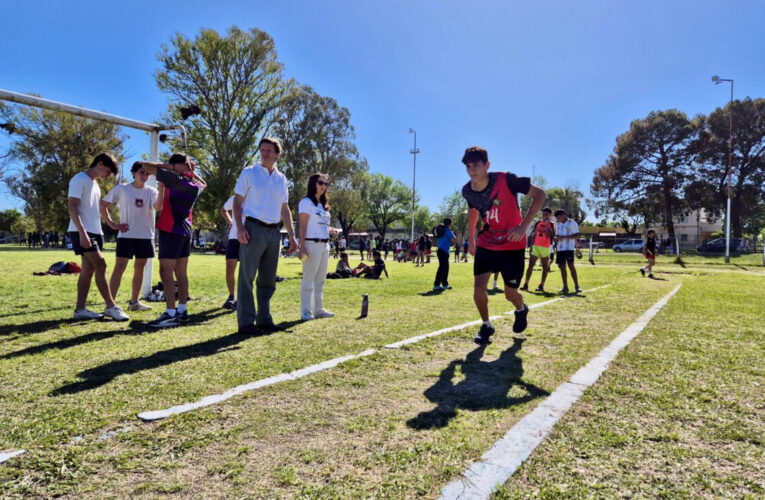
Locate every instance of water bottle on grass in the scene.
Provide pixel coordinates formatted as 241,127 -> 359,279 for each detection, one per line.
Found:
361,294 -> 368,318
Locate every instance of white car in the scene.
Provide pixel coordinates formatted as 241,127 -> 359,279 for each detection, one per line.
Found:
613,239 -> 644,252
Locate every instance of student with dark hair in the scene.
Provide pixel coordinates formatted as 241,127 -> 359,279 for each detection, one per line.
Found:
100,161 -> 159,311
135,154 -> 206,327
461,146 -> 546,344
220,195 -> 241,310
520,207 -> 555,292
641,229 -> 657,278
433,218 -> 457,291
67,152 -> 129,321
356,250 -> 388,279
298,173 -> 335,320
233,138 -> 297,334
554,209 -> 581,294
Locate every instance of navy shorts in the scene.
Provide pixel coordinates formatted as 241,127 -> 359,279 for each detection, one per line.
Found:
474,247 -> 525,288
68,231 -> 103,256
116,238 -> 155,259
158,231 -> 191,259
225,238 -> 240,260
556,250 -> 575,265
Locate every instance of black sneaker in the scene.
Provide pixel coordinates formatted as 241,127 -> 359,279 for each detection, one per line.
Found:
535,284 -> 544,292
256,322 -> 284,332
222,297 -> 237,310
559,287 -> 569,295
147,312 -> 179,328
575,286 -> 583,294
177,310 -> 189,323
640,268 -> 645,277
520,284 -> 529,291
473,324 -> 495,345
513,304 -> 529,333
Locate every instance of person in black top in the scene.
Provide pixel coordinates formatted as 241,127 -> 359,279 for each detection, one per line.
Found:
640,229 -> 657,278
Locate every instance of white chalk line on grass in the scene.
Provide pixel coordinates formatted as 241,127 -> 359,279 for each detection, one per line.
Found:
438,284 -> 682,500
0,449 -> 26,464
138,284 -> 612,422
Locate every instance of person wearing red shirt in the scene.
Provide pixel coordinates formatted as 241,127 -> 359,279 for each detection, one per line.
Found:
520,207 -> 555,292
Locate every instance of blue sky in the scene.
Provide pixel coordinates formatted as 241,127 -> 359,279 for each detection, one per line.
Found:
1,0 -> 763,217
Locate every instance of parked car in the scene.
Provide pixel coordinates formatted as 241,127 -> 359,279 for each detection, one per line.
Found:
613,239 -> 644,252
0,236 -> 20,244
697,238 -> 742,254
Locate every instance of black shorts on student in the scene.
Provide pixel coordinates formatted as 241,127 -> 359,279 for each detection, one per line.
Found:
116,238 -> 155,259
225,238 -> 240,260
68,231 -> 104,256
473,247 -> 525,288
158,231 -> 191,259
556,250 -> 575,265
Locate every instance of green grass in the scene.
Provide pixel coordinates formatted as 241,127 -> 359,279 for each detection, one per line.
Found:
0,244 -> 762,498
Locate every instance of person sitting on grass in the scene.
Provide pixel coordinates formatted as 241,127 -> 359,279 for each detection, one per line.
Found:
352,250 -> 389,279
335,252 -> 354,278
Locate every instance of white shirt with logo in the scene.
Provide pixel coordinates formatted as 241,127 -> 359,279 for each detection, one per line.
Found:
234,164 -> 288,224
102,182 -> 158,239
298,197 -> 331,239
67,171 -> 103,234
556,219 -> 579,251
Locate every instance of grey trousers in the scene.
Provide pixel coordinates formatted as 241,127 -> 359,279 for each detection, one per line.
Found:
237,220 -> 281,327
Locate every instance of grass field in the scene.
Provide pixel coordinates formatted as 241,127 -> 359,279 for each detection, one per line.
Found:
0,245 -> 762,498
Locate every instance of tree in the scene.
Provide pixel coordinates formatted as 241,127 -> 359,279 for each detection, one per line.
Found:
439,190 -> 469,240
413,205 -> 438,236
694,98 -> 765,237
545,186 -> 587,224
0,209 -> 22,234
520,175 -> 548,214
156,26 -> 290,231
591,110 -> 697,238
10,215 -> 34,238
273,85 -> 362,209
331,165 -> 369,236
360,173 -> 411,240
0,104 -> 124,232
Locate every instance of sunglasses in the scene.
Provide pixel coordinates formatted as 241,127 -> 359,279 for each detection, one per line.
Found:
317,180 -> 328,186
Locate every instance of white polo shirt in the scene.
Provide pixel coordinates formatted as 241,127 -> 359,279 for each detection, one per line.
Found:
67,171 -> 102,234
102,182 -> 158,239
298,197 -> 331,239
556,219 -> 579,251
234,163 -> 288,224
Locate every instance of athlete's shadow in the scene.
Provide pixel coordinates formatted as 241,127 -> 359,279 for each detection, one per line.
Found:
407,338 -> 548,430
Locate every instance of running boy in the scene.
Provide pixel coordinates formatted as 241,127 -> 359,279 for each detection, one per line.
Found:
461,146 -> 546,344
520,207 -> 555,292
641,229 -> 657,278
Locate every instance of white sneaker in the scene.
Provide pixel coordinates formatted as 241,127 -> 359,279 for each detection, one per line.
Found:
103,305 -> 130,322
128,300 -> 152,311
314,310 -> 335,319
73,308 -> 103,320
301,312 -> 313,321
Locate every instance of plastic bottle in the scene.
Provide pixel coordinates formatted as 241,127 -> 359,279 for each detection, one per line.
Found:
360,294 -> 369,318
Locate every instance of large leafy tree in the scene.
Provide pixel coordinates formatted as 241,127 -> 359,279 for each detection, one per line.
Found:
439,190 -> 469,240
546,186 -> 587,224
0,209 -> 22,234
693,98 -> 765,237
156,26 -> 289,230
591,110 -> 697,238
360,173 -> 412,240
0,104 -> 123,232
330,165 -> 369,236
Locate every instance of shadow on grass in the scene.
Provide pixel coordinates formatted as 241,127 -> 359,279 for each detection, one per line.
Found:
50,318 -> 302,396
419,289 -> 445,297
1,308 -> 231,361
0,305 -> 74,320
407,338 -> 549,430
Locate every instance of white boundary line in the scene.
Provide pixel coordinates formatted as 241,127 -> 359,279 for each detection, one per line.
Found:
138,285 -> 612,421
438,284 -> 682,500
0,449 -> 26,464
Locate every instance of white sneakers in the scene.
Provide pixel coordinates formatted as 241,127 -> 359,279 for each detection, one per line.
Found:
73,308 -> 103,320
103,306 -> 130,322
314,310 -> 335,319
301,312 -> 314,321
128,300 -> 152,311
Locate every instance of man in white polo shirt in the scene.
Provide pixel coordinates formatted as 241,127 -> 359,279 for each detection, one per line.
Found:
554,209 -> 582,294
233,138 -> 297,334
100,161 -> 159,311
67,153 -> 129,321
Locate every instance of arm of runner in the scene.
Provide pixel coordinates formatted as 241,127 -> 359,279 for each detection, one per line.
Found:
468,208 -> 480,256
507,184 -> 546,242
281,203 -> 298,253
233,194 -> 249,244
220,206 -> 233,227
67,197 -> 91,249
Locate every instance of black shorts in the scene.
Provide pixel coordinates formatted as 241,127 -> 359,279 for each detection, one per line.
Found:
158,231 -> 191,259
116,238 -> 155,259
68,231 -> 103,256
556,250 -> 575,265
225,238 -> 240,260
474,247 -> 525,288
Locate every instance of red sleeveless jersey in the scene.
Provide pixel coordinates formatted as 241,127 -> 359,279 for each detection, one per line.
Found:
532,220 -> 554,247
477,172 -> 526,250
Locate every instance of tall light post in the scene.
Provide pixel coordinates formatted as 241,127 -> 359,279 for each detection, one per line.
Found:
408,128 -> 419,241
711,75 -> 734,263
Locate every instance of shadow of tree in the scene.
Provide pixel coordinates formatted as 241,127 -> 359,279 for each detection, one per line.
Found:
50,318 -> 302,396
407,338 -> 549,430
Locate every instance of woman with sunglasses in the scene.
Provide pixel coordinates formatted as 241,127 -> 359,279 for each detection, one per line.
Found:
298,174 -> 335,320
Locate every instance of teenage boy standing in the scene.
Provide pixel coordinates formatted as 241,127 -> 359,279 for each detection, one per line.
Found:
554,209 -> 582,294
67,153 -> 129,321
220,195 -> 240,310
462,146 -> 546,344
433,218 -> 457,291
520,207 -> 555,292
233,138 -> 297,334
100,162 -> 158,311
136,154 -> 206,328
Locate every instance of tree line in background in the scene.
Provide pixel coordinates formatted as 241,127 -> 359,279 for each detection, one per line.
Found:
1,26 -> 763,242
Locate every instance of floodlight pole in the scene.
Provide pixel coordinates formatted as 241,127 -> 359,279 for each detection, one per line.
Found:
408,128 -> 419,242
711,76 -> 734,263
0,88 -> 184,297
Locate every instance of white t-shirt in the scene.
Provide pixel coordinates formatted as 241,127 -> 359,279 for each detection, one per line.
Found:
298,197 -> 331,239
233,164 -> 288,224
67,171 -> 102,234
222,195 -> 242,241
102,182 -> 158,239
556,219 -> 579,251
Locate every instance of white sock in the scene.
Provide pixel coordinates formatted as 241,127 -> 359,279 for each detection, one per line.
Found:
166,308 -> 176,317
177,304 -> 187,313
483,320 -> 493,328
493,281 -> 498,287
516,305 -> 525,312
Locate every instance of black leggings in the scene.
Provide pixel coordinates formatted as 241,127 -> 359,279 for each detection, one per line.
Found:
434,248 -> 450,287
